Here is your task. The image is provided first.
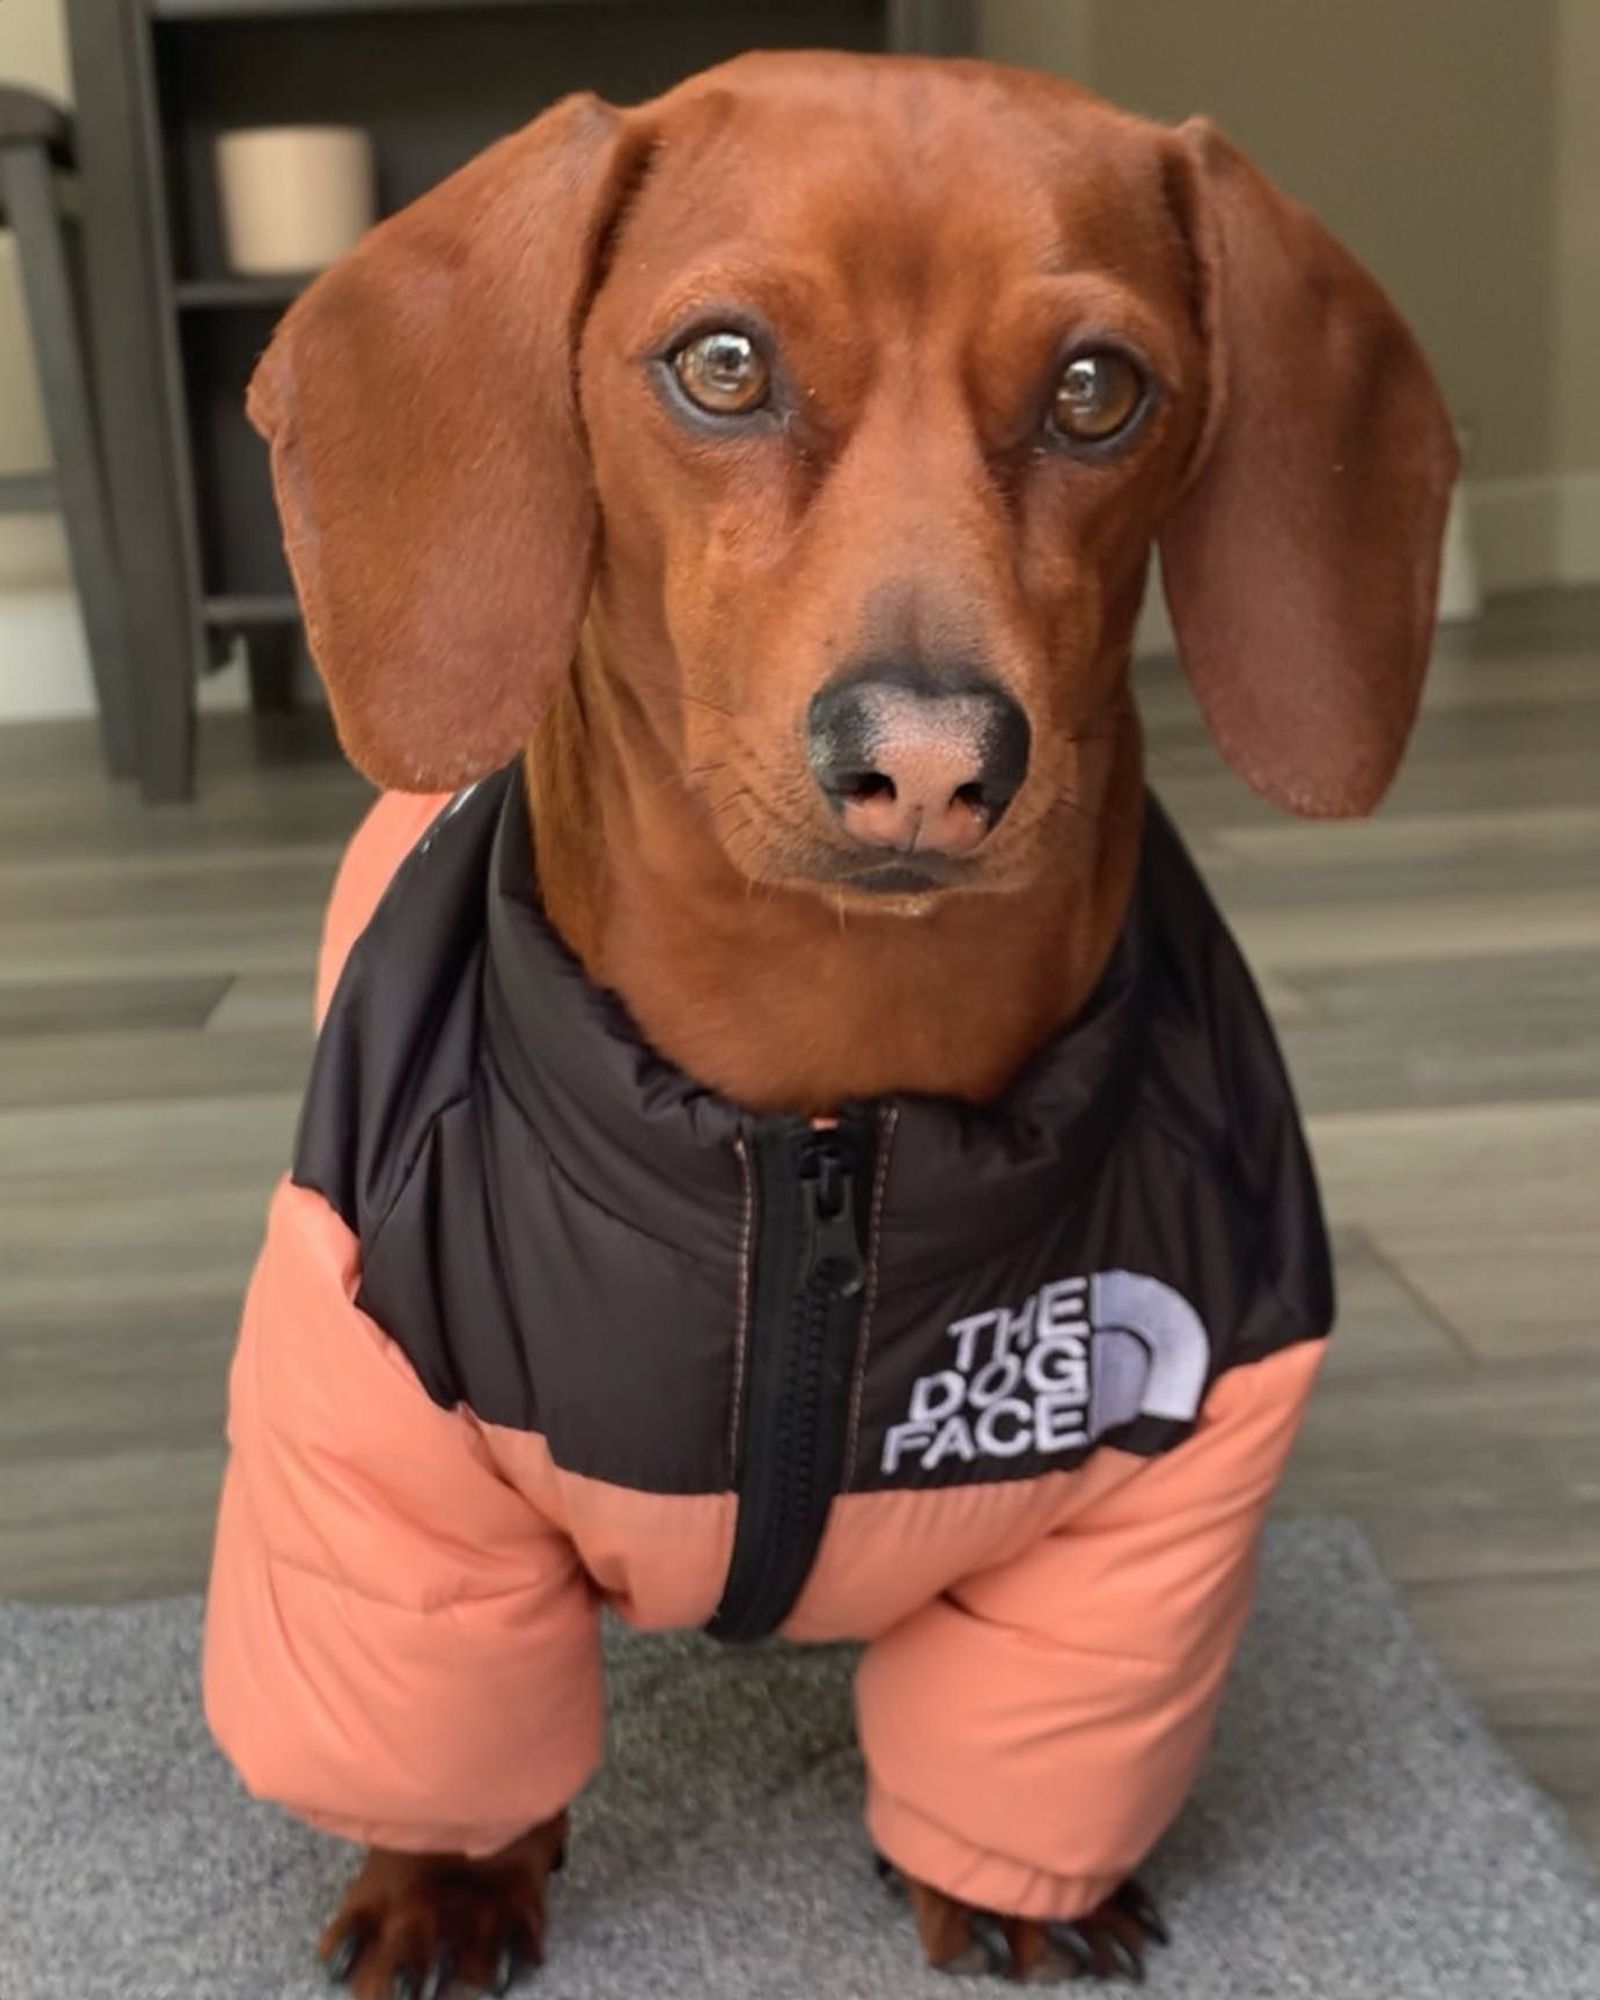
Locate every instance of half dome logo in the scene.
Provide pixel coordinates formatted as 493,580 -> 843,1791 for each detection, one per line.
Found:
879,1270 -> 1212,1476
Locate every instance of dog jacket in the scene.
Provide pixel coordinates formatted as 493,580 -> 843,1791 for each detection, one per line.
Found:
204,767 -> 1332,1921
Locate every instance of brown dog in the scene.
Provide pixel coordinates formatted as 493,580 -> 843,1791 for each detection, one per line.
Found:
233,49 -> 1454,1996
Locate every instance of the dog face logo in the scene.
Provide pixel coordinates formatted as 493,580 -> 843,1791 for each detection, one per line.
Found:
880,1271 -> 1211,1477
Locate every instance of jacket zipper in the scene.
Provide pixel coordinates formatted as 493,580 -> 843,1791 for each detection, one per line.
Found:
707,1113 -> 872,1642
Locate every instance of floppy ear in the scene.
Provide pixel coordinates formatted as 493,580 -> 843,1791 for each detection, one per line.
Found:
1157,120 -> 1459,817
248,94 -> 644,791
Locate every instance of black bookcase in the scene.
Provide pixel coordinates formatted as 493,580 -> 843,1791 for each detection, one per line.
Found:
65,1 -> 977,798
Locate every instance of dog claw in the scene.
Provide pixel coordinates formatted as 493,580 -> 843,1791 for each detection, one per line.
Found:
1111,1881 -> 1168,1947
968,1912 -> 1014,1977
492,1922 -> 534,1995
1103,1931 -> 1143,1983
419,1949 -> 455,2000
324,1925 -> 370,1985
390,1970 -> 420,2000
1043,1921 -> 1096,1975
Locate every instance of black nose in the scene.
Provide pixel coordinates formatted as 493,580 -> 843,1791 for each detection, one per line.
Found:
807,669 -> 1031,858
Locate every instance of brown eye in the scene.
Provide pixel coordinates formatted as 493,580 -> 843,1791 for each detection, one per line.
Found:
670,329 -> 772,416
1051,349 -> 1146,444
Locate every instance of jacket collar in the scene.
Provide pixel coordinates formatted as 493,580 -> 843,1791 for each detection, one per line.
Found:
481,765 -> 1152,1283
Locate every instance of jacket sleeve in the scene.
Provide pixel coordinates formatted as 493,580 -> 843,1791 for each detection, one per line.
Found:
206,789 -> 601,1856
203,1176 -> 604,1856
855,1338 -> 1325,1921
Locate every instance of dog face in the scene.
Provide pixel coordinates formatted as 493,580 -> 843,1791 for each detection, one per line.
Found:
249,54 -> 1456,905
578,66 -> 1206,905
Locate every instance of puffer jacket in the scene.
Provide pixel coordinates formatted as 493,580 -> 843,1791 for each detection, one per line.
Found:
204,766 -> 1331,1922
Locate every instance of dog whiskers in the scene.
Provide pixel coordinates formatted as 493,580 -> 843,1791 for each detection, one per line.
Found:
650,758 -> 733,802
628,676 -> 741,723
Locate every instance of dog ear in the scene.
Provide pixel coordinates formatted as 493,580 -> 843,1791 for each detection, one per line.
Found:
1157,119 -> 1458,817
248,95 -> 644,791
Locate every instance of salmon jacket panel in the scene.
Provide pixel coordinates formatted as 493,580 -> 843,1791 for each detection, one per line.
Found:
204,767 -> 1332,1920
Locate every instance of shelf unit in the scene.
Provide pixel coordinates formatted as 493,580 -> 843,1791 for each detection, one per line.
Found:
65,0 -> 976,798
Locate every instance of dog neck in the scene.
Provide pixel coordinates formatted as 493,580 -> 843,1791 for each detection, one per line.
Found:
524,646 -> 1145,1117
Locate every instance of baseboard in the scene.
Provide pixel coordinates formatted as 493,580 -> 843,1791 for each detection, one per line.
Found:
0,586 -> 260,723
0,513 -> 95,722
0,586 -> 98,720
1466,468 -> 1600,594
0,514 -> 261,724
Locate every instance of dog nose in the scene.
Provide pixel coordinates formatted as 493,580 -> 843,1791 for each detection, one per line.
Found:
807,674 -> 1031,857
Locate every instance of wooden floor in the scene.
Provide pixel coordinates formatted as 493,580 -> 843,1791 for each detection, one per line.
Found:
1,589 -> 1597,1857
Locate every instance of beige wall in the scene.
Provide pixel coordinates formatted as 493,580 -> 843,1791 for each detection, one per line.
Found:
1555,0 -> 1600,474
980,0 -> 1598,489
0,0 -> 70,477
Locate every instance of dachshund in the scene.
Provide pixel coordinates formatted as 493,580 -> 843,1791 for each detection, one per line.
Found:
205,50 -> 1455,1996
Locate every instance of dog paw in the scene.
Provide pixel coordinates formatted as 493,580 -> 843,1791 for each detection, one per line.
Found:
878,1855 -> 1167,1983
319,1814 -> 568,1999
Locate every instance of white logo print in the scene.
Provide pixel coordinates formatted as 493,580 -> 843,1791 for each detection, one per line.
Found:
879,1269 -> 1211,1477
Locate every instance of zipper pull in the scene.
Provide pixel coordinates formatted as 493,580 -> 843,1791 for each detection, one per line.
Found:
800,1143 -> 865,1299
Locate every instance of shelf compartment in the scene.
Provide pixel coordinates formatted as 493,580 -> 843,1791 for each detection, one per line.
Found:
174,273 -> 307,310
154,0 -> 886,284
203,593 -> 299,625
179,305 -> 293,604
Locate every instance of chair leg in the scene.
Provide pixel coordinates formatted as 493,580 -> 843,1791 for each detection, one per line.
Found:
2,145 -> 138,778
246,624 -> 299,714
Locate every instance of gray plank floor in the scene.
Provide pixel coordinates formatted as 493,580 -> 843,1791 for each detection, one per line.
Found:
1,589 -> 1597,1858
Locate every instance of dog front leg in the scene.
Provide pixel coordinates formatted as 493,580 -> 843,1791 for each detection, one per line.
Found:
856,1343 -> 1326,1981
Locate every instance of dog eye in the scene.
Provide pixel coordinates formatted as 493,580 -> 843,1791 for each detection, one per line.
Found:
670,330 -> 772,416
1050,350 -> 1146,444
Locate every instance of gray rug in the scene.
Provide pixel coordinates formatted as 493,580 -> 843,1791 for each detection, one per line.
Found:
1,1520 -> 1596,2000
